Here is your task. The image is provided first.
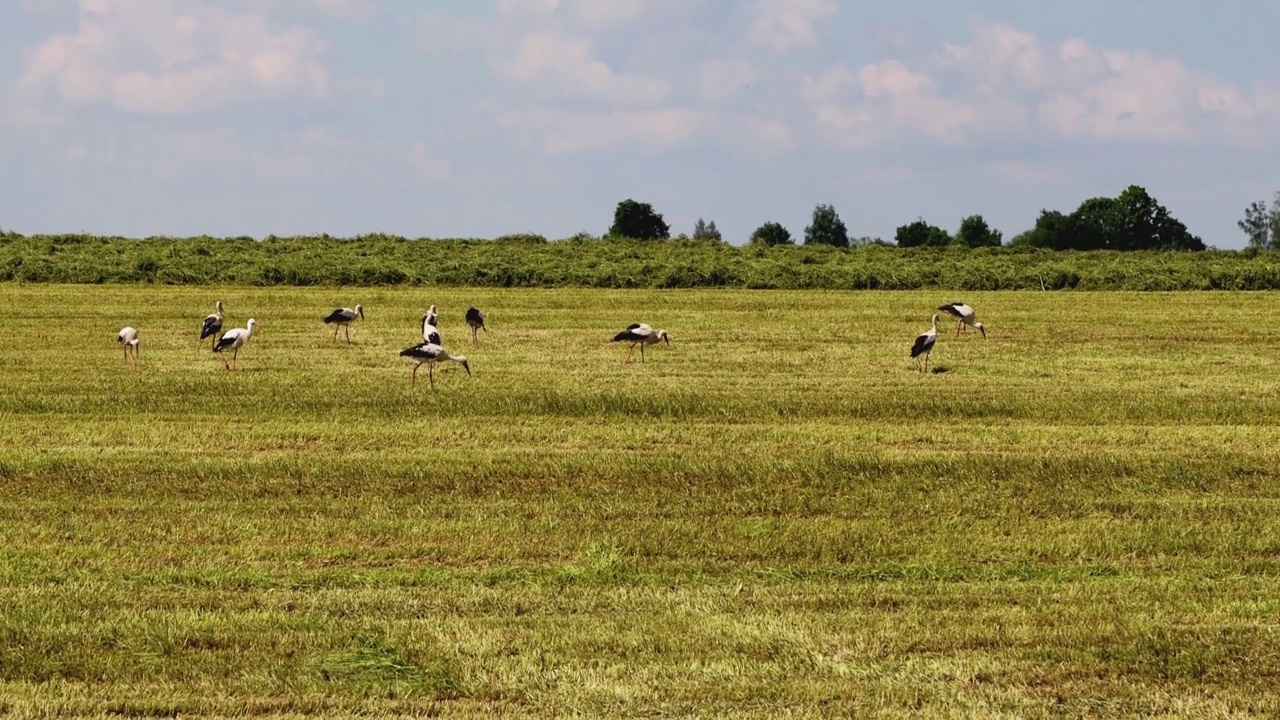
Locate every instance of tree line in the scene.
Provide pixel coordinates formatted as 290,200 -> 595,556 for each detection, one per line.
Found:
607,184 -> 1227,251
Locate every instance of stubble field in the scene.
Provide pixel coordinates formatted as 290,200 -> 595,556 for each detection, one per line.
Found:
1,284 -> 1279,717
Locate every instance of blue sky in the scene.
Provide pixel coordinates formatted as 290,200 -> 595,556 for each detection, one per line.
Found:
2,1 -> 1278,248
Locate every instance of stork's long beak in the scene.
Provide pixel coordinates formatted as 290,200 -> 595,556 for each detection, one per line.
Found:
664,336 -> 671,346
979,326 -> 986,339
462,360 -> 471,376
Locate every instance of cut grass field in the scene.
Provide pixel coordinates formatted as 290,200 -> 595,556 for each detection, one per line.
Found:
2,284 -> 1279,717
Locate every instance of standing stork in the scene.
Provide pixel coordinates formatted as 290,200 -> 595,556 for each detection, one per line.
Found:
611,323 -> 670,363
199,300 -> 225,349
937,302 -> 986,338
398,342 -> 470,388
323,304 -> 364,343
910,314 -> 940,373
421,306 -> 441,345
213,318 -> 259,370
117,326 -> 139,367
465,306 -> 487,346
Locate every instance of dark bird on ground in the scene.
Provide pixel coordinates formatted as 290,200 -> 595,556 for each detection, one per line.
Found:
465,307 -> 487,346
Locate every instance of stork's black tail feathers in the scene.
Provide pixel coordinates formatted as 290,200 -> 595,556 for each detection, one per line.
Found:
910,334 -> 934,358
200,317 -> 221,341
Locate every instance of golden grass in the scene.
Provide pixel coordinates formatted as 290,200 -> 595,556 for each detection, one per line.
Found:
0,285 -> 1278,717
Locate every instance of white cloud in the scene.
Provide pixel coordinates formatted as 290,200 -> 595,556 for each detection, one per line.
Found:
496,32 -> 669,106
44,124 -> 362,182
700,59 -> 759,102
495,0 -> 696,30
797,18 -> 1280,152
747,0 -> 837,52
302,0 -> 377,21
495,0 -> 561,21
498,107 -> 705,155
990,161 -> 1061,186
15,0 -> 332,117
407,141 -> 451,183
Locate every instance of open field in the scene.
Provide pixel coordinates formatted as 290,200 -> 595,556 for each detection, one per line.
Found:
2,284 -> 1280,717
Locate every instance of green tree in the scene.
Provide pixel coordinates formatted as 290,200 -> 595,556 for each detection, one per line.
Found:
750,221 -> 793,246
1015,186 -> 1204,251
1012,210 -> 1072,249
1070,196 -> 1120,250
955,215 -> 1003,247
1238,200 -> 1270,248
895,218 -> 951,247
692,218 -> 723,242
1238,194 -> 1280,250
609,199 -> 670,240
803,203 -> 849,248
1273,194 -> 1280,248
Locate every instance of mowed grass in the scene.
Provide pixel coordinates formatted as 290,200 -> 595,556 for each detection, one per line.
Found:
2,284 -> 1280,717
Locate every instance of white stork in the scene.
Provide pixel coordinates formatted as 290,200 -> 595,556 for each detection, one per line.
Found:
421,306 -> 441,345
117,326 -> 139,367
323,304 -> 364,343
213,318 -> 259,370
910,314 -> 939,373
465,306 -> 487,347
611,323 -> 670,363
399,342 -> 470,388
199,300 -> 224,349
937,302 -> 986,338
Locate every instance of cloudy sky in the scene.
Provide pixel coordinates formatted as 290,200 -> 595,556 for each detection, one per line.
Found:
2,1 -> 1278,248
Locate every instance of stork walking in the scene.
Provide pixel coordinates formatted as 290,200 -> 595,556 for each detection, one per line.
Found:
911,314 -> 940,373
117,326 -> 139,367
399,342 -> 470,388
611,323 -> 670,363
213,318 -> 259,370
199,300 -> 224,349
323,304 -> 364,343
465,307 -> 487,346
937,302 -> 986,338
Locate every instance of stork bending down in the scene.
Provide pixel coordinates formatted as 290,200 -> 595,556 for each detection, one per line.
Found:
117,326 -> 139,367
911,314 -> 939,373
611,323 -> 670,363
323,304 -> 364,343
937,302 -> 985,338
399,342 -> 470,388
